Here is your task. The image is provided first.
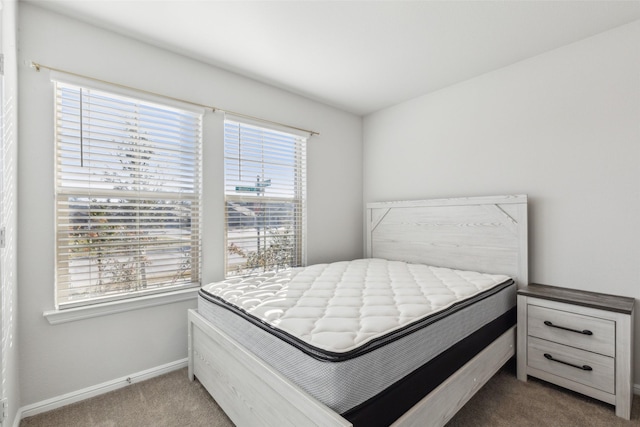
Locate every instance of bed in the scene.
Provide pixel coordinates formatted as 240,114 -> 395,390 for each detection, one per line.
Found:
188,194 -> 528,426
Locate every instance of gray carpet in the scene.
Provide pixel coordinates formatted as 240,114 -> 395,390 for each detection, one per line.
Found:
448,360 -> 640,427
20,368 -> 232,427
20,361 -> 640,426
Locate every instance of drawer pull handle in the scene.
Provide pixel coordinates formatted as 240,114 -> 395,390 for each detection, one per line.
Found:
543,320 -> 593,336
544,353 -> 593,371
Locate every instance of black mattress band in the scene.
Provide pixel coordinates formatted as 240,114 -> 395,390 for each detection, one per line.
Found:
342,307 -> 517,427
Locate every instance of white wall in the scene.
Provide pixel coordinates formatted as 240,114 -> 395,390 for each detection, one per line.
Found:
364,20 -> 640,382
1,0 -> 19,424
18,3 -> 362,406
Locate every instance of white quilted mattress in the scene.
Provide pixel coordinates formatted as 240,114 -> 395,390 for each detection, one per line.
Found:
201,258 -> 511,356
198,258 -> 515,414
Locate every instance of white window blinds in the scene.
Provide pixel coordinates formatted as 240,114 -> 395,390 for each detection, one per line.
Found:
224,118 -> 307,277
54,79 -> 203,308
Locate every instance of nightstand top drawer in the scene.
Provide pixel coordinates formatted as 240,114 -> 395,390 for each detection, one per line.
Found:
519,283 -> 634,315
527,304 -> 615,357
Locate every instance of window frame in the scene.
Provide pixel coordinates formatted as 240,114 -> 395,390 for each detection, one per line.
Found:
223,116 -> 308,278
51,71 -> 204,311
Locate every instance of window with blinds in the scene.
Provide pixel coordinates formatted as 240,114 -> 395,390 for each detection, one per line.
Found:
224,118 -> 307,277
54,79 -> 202,309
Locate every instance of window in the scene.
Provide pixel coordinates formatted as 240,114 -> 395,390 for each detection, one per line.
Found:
54,77 -> 202,309
224,117 -> 307,277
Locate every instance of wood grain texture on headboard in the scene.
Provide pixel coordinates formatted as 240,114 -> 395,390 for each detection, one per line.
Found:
366,195 -> 528,286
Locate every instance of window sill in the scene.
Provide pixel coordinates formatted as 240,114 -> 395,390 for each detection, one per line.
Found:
43,287 -> 200,325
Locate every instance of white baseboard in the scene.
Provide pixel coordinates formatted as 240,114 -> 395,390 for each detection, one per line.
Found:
17,358 -> 188,422
634,383 -> 640,396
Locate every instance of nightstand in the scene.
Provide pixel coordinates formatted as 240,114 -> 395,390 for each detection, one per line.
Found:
517,283 -> 635,419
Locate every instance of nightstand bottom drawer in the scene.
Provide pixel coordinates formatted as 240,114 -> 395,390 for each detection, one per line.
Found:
527,336 -> 614,394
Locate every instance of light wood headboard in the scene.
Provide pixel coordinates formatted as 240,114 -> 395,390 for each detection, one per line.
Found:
366,195 -> 528,287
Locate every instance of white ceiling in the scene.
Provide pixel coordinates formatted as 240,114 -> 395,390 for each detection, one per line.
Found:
26,0 -> 640,116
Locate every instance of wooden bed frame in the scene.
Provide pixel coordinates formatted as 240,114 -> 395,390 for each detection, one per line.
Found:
188,194 -> 528,426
